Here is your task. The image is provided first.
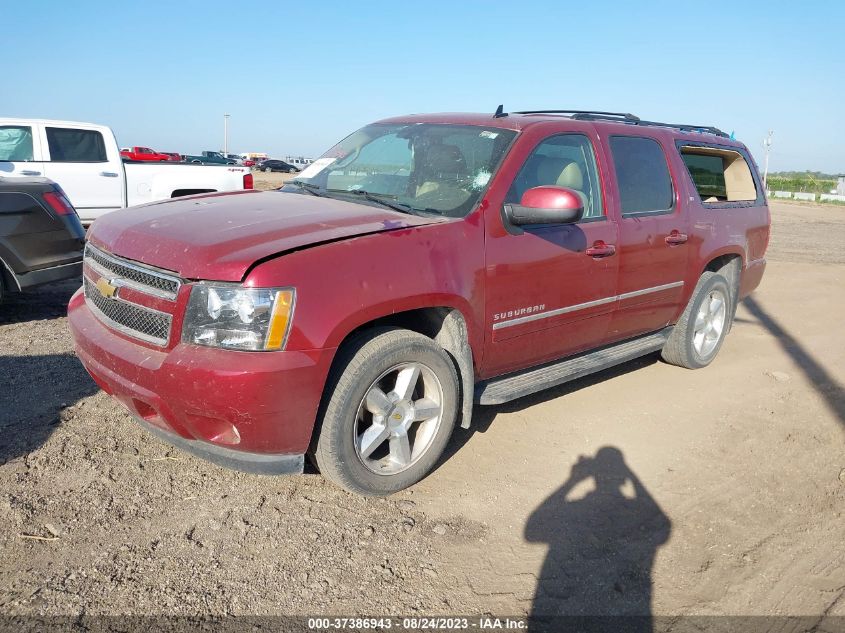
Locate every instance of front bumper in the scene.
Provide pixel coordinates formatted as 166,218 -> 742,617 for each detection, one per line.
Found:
68,288 -> 336,471
134,415 -> 304,474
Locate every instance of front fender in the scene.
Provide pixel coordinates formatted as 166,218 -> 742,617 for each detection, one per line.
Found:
245,219 -> 487,355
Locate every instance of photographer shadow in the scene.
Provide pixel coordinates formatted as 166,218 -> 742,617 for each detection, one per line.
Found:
525,447 -> 670,632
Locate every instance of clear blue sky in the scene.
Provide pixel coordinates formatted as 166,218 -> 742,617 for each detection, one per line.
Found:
3,0 -> 842,173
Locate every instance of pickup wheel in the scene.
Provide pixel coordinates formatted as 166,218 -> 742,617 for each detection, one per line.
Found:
661,271 -> 733,369
313,328 -> 459,496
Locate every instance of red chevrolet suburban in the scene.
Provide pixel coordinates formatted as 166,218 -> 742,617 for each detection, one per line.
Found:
69,109 -> 769,495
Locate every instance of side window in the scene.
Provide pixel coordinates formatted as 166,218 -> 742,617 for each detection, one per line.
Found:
506,134 -> 604,219
680,147 -> 758,203
609,136 -> 674,215
46,127 -> 107,162
0,126 -> 35,161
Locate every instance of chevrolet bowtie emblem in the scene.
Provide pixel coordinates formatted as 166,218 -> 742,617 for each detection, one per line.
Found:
95,277 -> 118,299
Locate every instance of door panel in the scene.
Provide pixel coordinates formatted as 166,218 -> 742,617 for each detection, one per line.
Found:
603,134 -> 689,342
485,220 -> 619,376
483,132 -> 618,378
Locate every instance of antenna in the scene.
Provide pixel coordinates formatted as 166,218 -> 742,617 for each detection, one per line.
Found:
493,104 -> 508,118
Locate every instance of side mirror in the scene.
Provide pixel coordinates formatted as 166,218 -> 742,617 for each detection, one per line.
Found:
505,186 -> 584,226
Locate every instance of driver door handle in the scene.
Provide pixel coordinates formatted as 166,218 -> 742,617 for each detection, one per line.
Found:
21,170 -> 41,176
585,241 -> 616,258
665,230 -> 688,245
100,171 -> 119,177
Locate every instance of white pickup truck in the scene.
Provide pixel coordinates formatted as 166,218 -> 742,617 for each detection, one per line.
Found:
0,118 -> 253,224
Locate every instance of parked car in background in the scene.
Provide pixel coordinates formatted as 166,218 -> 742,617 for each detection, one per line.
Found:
0,176 -> 84,301
1,118 -> 253,224
259,159 -> 299,173
161,152 -> 183,162
68,108 -> 769,495
284,156 -> 314,171
243,159 -> 256,167
120,146 -> 174,162
182,151 -> 238,165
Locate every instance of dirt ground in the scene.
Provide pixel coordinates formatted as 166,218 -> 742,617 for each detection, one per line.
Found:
1,199 -> 844,624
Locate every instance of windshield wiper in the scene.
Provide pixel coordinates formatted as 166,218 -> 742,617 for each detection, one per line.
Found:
327,189 -> 415,215
289,180 -> 326,196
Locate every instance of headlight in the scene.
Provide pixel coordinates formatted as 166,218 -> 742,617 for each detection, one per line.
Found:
182,285 -> 295,351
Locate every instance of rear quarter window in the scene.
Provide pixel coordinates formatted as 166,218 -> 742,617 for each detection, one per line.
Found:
680,146 -> 758,204
609,136 -> 674,215
46,127 -> 107,163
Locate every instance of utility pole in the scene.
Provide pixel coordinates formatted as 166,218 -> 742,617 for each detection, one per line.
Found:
762,130 -> 773,190
224,114 -> 230,156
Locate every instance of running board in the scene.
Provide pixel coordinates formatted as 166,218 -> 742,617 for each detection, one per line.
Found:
475,327 -> 672,405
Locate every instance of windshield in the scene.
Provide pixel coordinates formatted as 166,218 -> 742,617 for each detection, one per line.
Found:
284,123 -> 517,217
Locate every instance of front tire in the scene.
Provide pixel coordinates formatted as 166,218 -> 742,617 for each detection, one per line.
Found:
314,328 -> 459,496
264,167 -> 271,173
661,271 -> 732,369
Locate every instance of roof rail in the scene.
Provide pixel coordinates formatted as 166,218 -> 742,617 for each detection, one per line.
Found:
515,110 -> 640,122
512,109 -> 730,138
636,120 -> 730,138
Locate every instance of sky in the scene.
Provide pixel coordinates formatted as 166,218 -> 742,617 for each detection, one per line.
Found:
2,0 -> 843,173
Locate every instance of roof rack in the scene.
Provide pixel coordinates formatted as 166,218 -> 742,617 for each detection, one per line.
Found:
512,109 -> 730,138
636,120 -> 730,138
515,110 -> 640,122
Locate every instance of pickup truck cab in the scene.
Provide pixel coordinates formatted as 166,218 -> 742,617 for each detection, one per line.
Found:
119,146 -> 173,162
1,119 -> 253,224
69,109 -> 769,495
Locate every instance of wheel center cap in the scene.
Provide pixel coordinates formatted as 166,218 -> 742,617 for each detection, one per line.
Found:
388,401 -> 412,430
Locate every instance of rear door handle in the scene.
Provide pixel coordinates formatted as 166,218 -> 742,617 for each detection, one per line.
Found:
21,170 -> 41,176
665,231 -> 688,245
585,241 -> 616,258
100,171 -> 119,177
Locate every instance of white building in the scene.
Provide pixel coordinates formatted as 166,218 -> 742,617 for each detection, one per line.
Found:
838,177 -> 845,196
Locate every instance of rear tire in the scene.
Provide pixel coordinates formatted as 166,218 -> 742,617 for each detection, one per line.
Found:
661,271 -> 732,369
314,328 -> 459,496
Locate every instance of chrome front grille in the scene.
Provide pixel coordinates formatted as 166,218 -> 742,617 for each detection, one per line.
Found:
83,244 -> 179,346
84,243 -> 181,300
83,278 -> 173,345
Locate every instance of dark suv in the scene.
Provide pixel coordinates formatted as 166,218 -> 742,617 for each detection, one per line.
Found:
69,108 -> 769,495
0,177 -> 84,301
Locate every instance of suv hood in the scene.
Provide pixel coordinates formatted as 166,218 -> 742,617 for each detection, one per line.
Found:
88,190 -> 441,281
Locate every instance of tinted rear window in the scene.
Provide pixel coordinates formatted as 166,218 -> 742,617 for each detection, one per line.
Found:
609,136 -> 674,214
0,192 -> 42,216
46,127 -> 107,162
